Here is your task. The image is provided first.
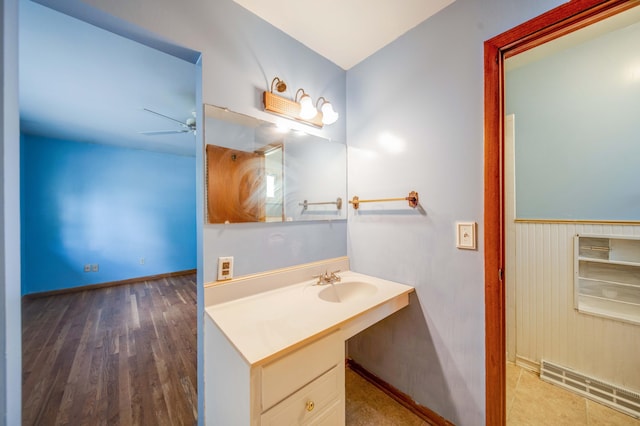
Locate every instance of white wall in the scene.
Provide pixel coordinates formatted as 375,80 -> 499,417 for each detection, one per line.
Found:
1,0 -> 22,423
345,0 -> 563,424
508,222 -> 640,391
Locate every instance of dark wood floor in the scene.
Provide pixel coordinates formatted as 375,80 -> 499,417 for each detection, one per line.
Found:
22,274 -> 198,426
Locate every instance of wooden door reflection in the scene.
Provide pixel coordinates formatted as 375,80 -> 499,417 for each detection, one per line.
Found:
206,144 -> 265,223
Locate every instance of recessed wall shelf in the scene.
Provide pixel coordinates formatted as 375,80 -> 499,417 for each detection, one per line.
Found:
574,234 -> 640,325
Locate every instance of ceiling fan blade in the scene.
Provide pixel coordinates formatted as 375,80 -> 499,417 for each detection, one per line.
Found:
143,108 -> 188,126
139,129 -> 189,135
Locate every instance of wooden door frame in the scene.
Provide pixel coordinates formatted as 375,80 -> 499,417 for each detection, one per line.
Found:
483,0 -> 638,424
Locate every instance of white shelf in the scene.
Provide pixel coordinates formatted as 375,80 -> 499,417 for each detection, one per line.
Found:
575,234 -> 640,325
578,257 -> 640,268
576,295 -> 640,325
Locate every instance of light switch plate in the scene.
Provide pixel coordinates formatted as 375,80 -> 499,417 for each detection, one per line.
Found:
456,222 -> 477,250
217,256 -> 234,280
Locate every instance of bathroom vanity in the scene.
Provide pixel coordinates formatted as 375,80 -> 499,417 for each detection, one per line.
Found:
204,257 -> 414,425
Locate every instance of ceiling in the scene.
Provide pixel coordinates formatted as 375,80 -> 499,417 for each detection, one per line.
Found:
233,0 -> 455,70
19,0 -> 454,157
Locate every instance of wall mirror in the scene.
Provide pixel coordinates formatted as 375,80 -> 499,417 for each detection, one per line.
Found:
204,104 -> 347,223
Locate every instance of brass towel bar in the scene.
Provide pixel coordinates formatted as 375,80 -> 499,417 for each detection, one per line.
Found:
349,191 -> 419,210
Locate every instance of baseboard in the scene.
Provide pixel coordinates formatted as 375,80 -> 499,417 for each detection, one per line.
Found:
514,355 -> 540,374
23,269 -> 197,299
346,358 -> 455,426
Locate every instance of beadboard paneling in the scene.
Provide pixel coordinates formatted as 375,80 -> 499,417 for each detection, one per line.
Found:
507,222 -> 640,392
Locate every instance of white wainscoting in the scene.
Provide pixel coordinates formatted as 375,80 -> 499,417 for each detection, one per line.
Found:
506,221 -> 640,392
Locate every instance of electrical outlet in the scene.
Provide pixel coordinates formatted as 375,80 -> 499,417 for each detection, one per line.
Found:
91,264 -> 99,272
217,256 -> 234,281
140,257 -> 145,265
84,264 -> 91,272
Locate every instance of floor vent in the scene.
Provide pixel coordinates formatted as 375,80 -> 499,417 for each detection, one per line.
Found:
540,360 -> 640,419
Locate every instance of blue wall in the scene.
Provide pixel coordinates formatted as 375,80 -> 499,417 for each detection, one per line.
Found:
44,0 -> 349,284
38,1 -> 348,421
506,19 -> 640,220
21,134 -> 196,295
345,0 -> 563,424
1,0 -> 22,422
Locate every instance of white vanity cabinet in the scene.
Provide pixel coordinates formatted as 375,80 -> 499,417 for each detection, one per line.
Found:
203,257 -> 414,425
574,234 -> 640,324
204,318 -> 345,425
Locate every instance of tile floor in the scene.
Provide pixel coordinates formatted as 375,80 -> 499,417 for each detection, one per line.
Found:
346,363 -> 640,425
507,362 -> 640,425
345,367 -> 429,425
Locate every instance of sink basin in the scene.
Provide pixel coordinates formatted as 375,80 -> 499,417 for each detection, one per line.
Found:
318,281 -> 378,303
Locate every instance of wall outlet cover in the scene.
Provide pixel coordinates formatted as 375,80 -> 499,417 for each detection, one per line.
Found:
217,256 -> 234,280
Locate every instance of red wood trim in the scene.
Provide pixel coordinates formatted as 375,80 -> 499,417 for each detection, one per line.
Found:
484,1 -> 639,425
23,269 -> 197,299
484,35 -> 505,426
346,358 -> 454,426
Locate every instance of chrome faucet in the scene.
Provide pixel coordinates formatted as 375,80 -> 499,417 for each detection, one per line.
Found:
313,269 -> 341,285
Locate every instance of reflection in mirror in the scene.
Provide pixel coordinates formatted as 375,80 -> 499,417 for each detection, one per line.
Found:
204,104 -> 347,223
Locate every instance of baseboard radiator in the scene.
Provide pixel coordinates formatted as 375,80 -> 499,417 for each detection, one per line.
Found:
540,360 -> 640,419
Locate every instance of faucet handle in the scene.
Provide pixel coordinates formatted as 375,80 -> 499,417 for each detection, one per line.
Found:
312,272 -> 327,285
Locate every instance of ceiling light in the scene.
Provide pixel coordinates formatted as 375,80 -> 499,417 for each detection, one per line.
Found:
316,97 -> 339,125
295,89 -> 317,120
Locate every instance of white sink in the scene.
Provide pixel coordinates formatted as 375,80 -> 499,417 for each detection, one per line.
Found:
318,281 -> 378,303
205,262 -> 414,364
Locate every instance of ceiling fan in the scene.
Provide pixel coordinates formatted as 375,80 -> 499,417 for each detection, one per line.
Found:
140,108 -> 196,135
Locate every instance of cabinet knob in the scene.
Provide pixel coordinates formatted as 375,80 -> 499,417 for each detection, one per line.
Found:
305,400 -> 315,412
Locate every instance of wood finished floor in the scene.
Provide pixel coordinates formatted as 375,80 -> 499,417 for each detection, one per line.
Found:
22,274 -> 197,426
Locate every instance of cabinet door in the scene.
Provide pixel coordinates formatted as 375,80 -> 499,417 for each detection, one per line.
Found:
307,399 -> 343,425
260,366 -> 342,425
262,331 -> 342,410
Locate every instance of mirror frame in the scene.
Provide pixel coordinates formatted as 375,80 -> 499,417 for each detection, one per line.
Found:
483,0 -> 638,424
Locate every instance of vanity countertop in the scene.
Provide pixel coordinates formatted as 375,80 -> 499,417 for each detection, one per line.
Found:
205,270 -> 414,366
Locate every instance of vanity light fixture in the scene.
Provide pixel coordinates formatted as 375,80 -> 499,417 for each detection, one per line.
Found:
316,97 -> 339,125
263,76 -> 338,128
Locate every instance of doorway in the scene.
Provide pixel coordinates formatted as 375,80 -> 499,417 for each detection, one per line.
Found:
19,2 -> 201,422
484,1 -> 640,424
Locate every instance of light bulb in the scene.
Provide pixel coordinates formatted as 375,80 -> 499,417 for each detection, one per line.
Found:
321,102 -> 339,124
298,95 -> 317,119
